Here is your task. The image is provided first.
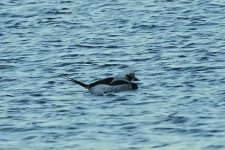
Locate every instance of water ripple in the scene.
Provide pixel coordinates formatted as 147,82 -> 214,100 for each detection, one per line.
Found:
1,0 -> 225,149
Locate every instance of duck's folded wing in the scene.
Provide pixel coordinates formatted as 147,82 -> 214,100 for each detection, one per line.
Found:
111,80 -> 130,86
89,77 -> 114,87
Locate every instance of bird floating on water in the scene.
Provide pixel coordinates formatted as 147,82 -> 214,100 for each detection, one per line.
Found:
63,69 -> 139,95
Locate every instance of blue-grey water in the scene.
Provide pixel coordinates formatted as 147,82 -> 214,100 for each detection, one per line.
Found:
1,0 -> 225,149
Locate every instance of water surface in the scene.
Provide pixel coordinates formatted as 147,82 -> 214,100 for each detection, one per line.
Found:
1,0 -> 225,149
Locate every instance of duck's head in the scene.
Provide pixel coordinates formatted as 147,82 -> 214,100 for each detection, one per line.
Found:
125,72 -> 139,81
116,69 -> 140,81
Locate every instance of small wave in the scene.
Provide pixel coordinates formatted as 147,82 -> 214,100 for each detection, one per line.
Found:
132,24 -> 157,30
0,64 -> 15,69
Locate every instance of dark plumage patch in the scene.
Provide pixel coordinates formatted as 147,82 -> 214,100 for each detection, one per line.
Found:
89,77 -> 114,87
125,74 -> 133,81
125,73 -> 139,81
111,80 -> 130,86
131,83 -> 138,89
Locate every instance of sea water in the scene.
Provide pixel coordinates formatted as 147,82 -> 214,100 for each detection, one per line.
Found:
1,0 -> 225,149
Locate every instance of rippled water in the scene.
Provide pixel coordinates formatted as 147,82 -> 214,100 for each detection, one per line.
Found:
1,0 -> 225,149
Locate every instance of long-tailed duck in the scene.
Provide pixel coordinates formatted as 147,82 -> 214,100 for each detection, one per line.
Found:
64,69 -> 139,95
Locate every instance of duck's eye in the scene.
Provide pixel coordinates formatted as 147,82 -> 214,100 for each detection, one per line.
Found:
126,74 -> 132,80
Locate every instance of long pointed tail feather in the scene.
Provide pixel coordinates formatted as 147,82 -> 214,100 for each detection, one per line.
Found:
63,75 -> 89,89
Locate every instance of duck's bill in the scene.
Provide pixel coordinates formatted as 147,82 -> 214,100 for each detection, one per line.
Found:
134,77 -> 140,81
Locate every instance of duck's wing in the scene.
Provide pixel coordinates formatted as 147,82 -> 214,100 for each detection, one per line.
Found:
89,77 -> 114,87
110,80 -> 130,86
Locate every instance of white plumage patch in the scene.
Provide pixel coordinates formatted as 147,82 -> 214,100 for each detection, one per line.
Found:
89,84 -> 132,95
